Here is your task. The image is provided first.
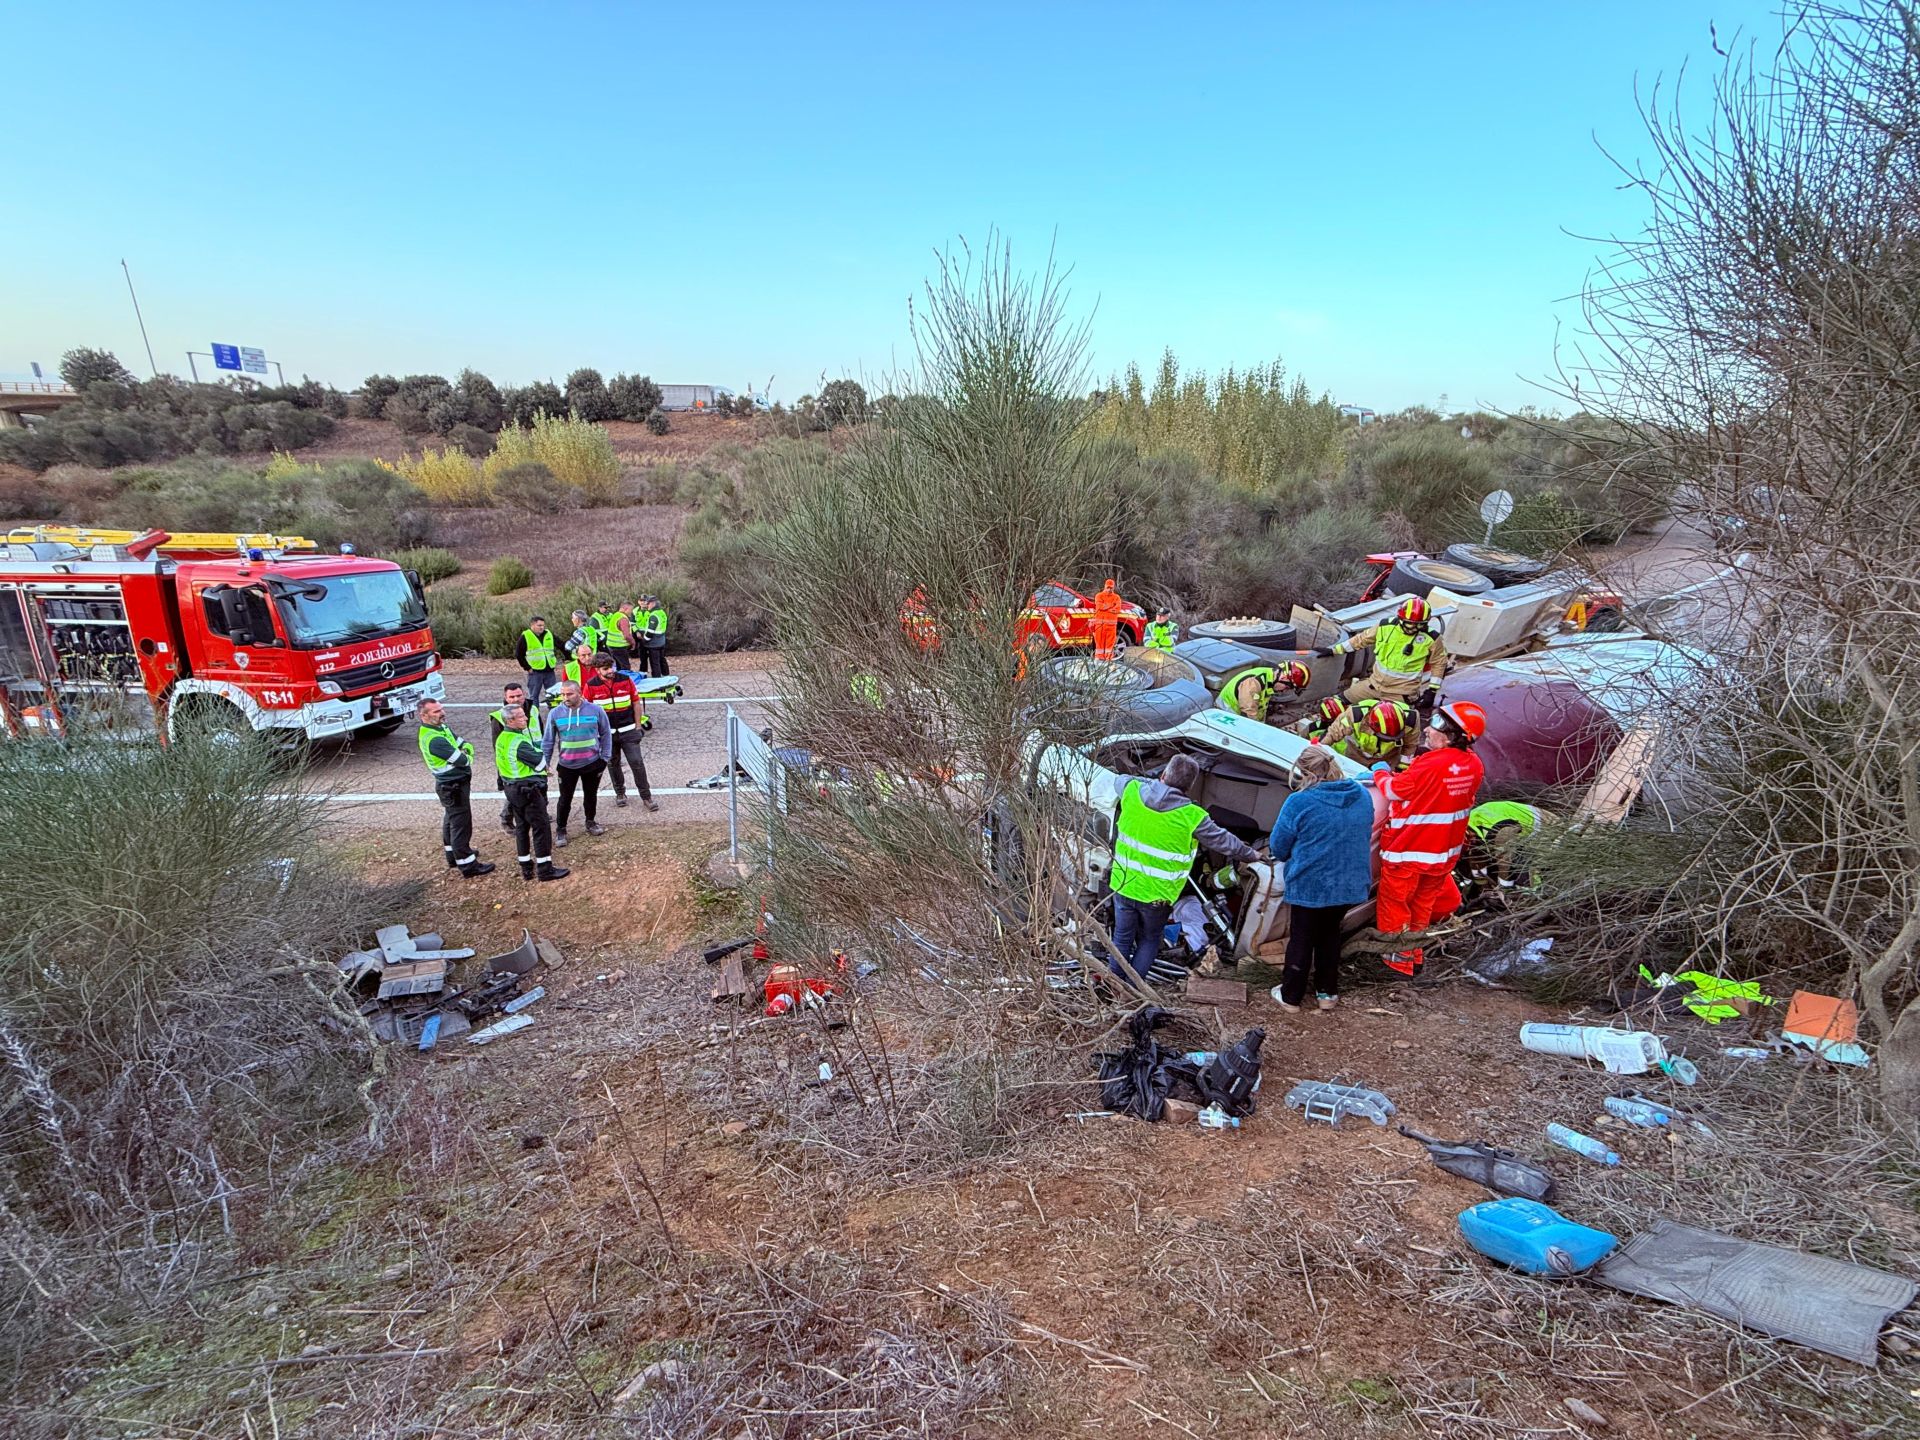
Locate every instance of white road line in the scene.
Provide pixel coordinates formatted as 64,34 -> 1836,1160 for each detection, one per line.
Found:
441,696 -> 775,708
319,787 -> 721,803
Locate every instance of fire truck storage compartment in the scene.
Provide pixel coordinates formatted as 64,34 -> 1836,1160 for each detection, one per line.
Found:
34,587 -> 141,687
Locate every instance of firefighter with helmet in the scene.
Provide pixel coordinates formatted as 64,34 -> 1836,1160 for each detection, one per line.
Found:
1221,660 -> 1310,726
1289,695 -> 1349,744
1323,697 -> 1419,769
1368,698 -> 1488,978
1317,596 -> 1449,706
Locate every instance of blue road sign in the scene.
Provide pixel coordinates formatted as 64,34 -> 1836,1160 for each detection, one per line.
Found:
212,343 -> 241,371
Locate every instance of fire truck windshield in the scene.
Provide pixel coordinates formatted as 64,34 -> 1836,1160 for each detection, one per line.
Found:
272,568 -> 429,648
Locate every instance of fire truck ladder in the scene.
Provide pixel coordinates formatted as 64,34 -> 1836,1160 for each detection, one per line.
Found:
3,526 -> 320,556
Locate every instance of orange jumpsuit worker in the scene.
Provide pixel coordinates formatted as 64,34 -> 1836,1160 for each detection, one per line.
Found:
1371,699 -> 1487,978
1091,579 -> 1125,661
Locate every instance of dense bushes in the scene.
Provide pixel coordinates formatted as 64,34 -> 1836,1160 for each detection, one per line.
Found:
501,379 -> 566,427
564,367 -> 615,422
609,372 -> 663,420
487,556 -> 534,594
395,445 -> 486,504
59,346 -> 136,391
645,408 -> 670,435
0,738 -> 391,1371
483,413 -> 619,503
489,460 -> 574,513
0,368 -> 338,472
388,546 -> 462,583
6,455 -> 433,552
426,574 -> 699,657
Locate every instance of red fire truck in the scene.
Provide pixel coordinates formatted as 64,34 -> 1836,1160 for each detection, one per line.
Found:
0,527 -> 445,741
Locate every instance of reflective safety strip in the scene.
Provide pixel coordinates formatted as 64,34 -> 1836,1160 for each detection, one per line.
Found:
1380,846 -> 1464,865
1111,850 -> 1190,883
1118,835 -> 1199,865
1386,809 -> 1472,828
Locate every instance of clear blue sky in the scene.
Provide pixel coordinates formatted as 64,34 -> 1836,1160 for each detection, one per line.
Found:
4,1 -> 1777,411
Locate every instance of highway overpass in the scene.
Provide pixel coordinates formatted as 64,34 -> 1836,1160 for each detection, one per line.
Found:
0,382 -> 79,429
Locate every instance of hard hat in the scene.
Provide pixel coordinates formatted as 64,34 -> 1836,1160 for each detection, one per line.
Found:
1436,699 -> 1488,741
1395,596 -> 1430,626
1364,700 -> 1413,739
1315,696 -> 1346,725
1276,661 -> 1311,690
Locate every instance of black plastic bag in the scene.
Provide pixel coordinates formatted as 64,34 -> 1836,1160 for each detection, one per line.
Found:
1094,1006 -> 1179,1120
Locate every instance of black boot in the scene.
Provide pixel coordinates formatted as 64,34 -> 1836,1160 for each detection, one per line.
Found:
518,860 -> 535,880
459,859 -> 496,878
536,859 -> 570,882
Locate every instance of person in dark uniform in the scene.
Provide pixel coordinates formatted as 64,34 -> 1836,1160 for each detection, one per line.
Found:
494,702 -> 570,881
489,681 -> 529,832
416,699 -> 494,877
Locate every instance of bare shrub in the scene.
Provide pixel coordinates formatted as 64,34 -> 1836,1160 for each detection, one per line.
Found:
1542,1 -> 1920,1121
0,737 -> 397,1372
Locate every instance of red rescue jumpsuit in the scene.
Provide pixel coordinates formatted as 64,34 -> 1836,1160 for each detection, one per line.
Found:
1374,742 -> 1485,975
1091,580 -> 1124,662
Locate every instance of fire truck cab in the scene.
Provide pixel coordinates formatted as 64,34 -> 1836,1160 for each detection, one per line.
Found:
0,527 -> 445,742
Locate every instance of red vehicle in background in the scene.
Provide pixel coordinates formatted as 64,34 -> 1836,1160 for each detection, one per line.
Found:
900,582 -> 1148,660
0,526 -> 444,742
1018,581 -> 1145,657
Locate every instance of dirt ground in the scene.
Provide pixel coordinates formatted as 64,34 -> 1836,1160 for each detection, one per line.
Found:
51,814 -> 1919,1439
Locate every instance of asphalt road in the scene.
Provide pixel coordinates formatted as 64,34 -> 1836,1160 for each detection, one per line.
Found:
306,653 -> 778,832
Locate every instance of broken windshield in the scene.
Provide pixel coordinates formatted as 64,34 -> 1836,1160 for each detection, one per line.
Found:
273,569 -> 429,649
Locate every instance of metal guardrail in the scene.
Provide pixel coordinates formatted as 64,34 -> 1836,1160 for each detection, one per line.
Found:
0,382 -> 77,396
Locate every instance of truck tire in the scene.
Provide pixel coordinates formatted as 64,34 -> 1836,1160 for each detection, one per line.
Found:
1441,543 -> 1549,588
168,695 -> 253,747
1386,557 -> 1493,598
1188,617 -> 1298,651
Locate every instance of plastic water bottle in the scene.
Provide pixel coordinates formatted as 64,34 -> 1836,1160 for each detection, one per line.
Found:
1547,1123 -> 1621,1166
1197,1104 -> 1240,1130
1604,1096 -> 1671,1128
1723,1046 -> 1770,1061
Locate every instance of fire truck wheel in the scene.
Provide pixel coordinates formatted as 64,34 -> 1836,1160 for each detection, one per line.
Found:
169,696 -> 252,746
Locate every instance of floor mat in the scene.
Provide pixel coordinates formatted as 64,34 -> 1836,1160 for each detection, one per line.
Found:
1594,1218 -> 1916,1366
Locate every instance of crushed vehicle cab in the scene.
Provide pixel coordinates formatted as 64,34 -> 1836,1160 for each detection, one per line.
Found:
1024,699 -> 1381,961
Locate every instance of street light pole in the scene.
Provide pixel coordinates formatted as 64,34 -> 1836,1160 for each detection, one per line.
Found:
120,260 -> 159,378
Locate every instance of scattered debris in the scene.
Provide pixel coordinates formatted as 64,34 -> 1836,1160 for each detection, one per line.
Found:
711,952 -> 750,1002
1594,1218 -> 1918,1365
1197,1104 -> 1240,1130
339,924 -> 557,1054
1398,1126 -> 1555,1201
1284,1079 -> 1396,1128
1457,1197 -> 1619,1276
1563,1397 -> 1609,1429
376,959 -> 447,1000
502,985 -> 544,1014
1519,1022 -> 1668,1075
484,931 -> 539,977
1464,936 -> 1554,985
1783,989 -> 1871,1067
1546,1123 -> 1621,1166
1636,965 -> 1774,1023
468,1013 -> 536,1046
1184,975 -> 1250,1005
613,1359 -> 690,1405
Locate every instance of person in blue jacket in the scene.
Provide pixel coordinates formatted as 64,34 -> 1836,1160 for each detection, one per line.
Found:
1267,745 -> 1374,1012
